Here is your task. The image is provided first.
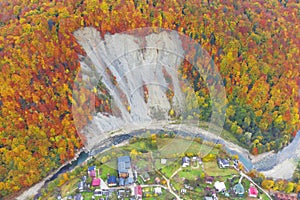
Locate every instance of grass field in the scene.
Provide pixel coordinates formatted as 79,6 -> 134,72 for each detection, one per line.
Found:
99,161 -> 118,180
157,138 -> 220,158
177,167 -> 203,180
160,160 -> 181,178
203,161 -> 238,177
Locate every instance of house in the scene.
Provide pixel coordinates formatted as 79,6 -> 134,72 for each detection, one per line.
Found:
248,184 -> 258,198
212,193 -> 218,200
82,175 -> 87,182
134,185 -> 142,200
181,188 -> 187,194
140,172 -> 150,182
89,170 -> 96,178
205,176 -> 214,184
125,177 -> 134,185
233,160 -> 239,168
107,175 -> 117,187
184,184 -> 190,189
214,181 -> 226,193
118,189 -> 126,199
92,178 -> 101,187
118,156 -> 131,178
217,158 -> 230,168
233,183 -> 244,197
94,189 -> 102,196
102,189 -> 109,196
182,157 -> 190,167
204,192 -> 218,200
120,177 -> 133,186
88,166 -> 96,176
161,159 -> 167,165
154,187 -> 162,195
78,181 -> 85,192
117,156 -> 134,186
119,177 -> 125,186
74,194 -> 83,200
88,166 -> 96,171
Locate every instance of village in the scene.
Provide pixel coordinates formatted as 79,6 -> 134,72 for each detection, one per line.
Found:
44,132 -> 274,200
61,155 -> 264,200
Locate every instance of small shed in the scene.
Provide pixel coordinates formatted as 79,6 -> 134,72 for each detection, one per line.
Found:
161,158 -> 167,165
233,182 -> 245,196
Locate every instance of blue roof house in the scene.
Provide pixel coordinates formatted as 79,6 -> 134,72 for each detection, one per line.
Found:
107,175 -> 117,187
218,158 -> 230,168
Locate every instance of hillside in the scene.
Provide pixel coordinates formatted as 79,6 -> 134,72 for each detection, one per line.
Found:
0,0 -> 299,198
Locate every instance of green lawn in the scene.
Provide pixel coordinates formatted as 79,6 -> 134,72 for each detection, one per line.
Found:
99,161 -> 118,180
203,161 -> 238,177
178,167 -> 203,180
133,152 -> 154,171
157,138 -> 220,158
160,159 -> 181,178
158,138 -> 193,156
170,179 -> 181,191
81,191 -> 95,200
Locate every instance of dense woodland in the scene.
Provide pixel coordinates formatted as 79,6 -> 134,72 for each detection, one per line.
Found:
0,0 -> 299,198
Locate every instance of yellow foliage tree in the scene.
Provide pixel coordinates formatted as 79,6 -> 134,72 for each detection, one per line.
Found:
261,180 -> 274,190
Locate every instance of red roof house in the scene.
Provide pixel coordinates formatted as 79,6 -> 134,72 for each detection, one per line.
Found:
248,185 -> 258,198
135,185 -> 142,200
92,178 -> 101,187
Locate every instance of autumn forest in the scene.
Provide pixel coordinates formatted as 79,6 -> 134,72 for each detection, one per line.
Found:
0,0 -> 299,198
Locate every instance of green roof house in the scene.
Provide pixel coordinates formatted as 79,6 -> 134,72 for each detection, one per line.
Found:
233,182 -> 245,197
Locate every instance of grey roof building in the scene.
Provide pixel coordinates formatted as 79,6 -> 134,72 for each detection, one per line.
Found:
118,156 -> 131,178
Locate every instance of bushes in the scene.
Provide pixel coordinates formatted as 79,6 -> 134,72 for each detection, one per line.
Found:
202,154 -> 217,162
273,179 -> 288,192
285,182 -> 295,194
261,179 -> 274,190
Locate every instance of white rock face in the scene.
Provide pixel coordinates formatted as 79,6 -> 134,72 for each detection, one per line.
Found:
74,27 -> 186,150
